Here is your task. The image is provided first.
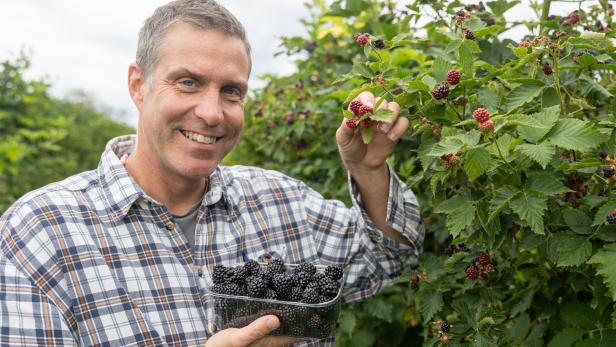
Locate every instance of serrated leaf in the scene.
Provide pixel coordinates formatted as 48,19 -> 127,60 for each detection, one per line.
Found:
338,309 -> 356,334
588,243 -> 616,300
510,191 -> 547,234
416,288 -> 443,321
592,200 -> 616,226
435,195 -> 471,213
478,88 -> 500,113
464,147 -> 492,180
344,86 -> 372,104
517,142 -> 555,169
351,61 -> 373,79
562,208 -> 592,234
546,119 -> 606,152
459,40 -> 475,76
473,332 -> 498,347
546,328 -> 584,347
517,106 -> 560,143
527,173 -> 571,195
431,56 -> 451,81
365,297 -> 393,323
369,108 -> 393,122
559,301 -> 598,329
489,185 -> 522,222
360,126 -> 374,144
447,203 -> 477,238
421,74 -> 437,89
506,83 -> 544,112
547,234 -> 592,267
428,137 -> 465,157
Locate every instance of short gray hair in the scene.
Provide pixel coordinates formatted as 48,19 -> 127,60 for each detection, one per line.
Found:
136,0 -> 251,79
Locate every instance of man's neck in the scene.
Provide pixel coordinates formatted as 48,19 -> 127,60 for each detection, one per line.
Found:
124,152 -> 207,216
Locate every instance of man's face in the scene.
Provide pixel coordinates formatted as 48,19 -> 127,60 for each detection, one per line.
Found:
131,23 -> 249,182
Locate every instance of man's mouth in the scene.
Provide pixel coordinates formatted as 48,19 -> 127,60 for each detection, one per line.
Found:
180,130 -> 218,144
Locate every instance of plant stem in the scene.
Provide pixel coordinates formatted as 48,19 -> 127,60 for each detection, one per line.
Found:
540,0 -> 552,34
492,134 -> 516,171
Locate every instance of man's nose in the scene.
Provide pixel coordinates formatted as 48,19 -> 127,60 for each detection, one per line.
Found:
194,89 -> 224,126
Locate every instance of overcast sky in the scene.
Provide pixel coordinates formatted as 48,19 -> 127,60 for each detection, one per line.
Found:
0,0 -> 589,127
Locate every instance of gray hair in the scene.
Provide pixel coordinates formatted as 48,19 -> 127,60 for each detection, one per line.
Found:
136,0 -> 252,79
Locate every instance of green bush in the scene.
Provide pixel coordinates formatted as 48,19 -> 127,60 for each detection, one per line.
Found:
230,0 -> 616,345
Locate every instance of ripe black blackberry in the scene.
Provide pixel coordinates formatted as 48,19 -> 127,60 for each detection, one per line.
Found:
263,289 -> 277,300
228,266 -> 248,285
604,167 -> 615,178
325,265 -> 343,281
431,83 -> 449,100
212,265 -> 229,284
318,277 -> 339,300
246,275 -> 267,298
464,29 -> 476,40
268,258 -> 287,274
295,271 -> 312,289
607,211 -> 616,224
374,39 -> 385,49
440,321 -> 450,332
215,283 -> 244,296
542,61 -> 553,75
296,262 -> 317,275
272,273 -> 294,300
289,286 -> 303,302
302,286 -> 322,304
244,259 -> 261,276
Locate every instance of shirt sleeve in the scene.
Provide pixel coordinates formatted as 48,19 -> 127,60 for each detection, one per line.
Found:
301,165 -> 425,303
0,254 -> 78,346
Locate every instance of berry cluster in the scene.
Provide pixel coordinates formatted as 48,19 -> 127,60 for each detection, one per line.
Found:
440,153 -> 460,169
466,252 -> 495,280
409,273 -> 422,290
431,69 -> 461,101
598,151 -> 616,181
211,259 -> 343,304
444,243 -> 469,256
346,99 -> 374,129
518,36 -> 548,48
473,107 -> 494,132
561,10 -> 580,26
427,320 -> 454,343
607,208 -> 616,224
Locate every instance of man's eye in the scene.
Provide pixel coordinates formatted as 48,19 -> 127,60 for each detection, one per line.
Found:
223,87 -> 241,97
180,79 -> 196,87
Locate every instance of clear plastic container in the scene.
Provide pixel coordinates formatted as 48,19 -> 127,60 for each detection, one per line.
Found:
208,263 -> 343,339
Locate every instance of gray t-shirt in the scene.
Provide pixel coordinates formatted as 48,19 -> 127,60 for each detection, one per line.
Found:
172,203 -> 201,250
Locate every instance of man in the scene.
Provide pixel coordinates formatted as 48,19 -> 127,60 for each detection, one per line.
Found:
0,0 -> 424,346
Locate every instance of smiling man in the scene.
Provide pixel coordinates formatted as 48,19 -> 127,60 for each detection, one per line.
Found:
0,1 -> 424,346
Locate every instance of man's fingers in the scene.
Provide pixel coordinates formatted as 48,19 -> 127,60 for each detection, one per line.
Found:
386,116 -> 409,142
235,315 -> 280,346
378,102 -> 400,134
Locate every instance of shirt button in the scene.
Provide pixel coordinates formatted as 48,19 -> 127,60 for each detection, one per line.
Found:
165,222 -> 174,231
197,268 -> 203,277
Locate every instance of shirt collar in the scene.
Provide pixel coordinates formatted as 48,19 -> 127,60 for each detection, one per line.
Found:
98,135 -> 230,222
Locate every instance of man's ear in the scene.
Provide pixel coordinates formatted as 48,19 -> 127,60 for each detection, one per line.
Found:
128,63 -> 146,113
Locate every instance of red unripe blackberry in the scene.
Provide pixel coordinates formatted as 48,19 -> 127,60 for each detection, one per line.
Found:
518,39 -> 530,48
345,118 -> 358,128
357,104 -> 373,116
476,252 -> 491,268
473,108 -> 491,123
464,29 -> 476,40
360,119 -> 375,128
446,70 -> 461,85
569,12 -> 580,24
432,83 -> 450,100
355,33 -> 370,46
542,61 -> 553,75
466,266 -> 480,280
410,274 -> 420,283
479,119 -> 494,132
349,100 -> 363,115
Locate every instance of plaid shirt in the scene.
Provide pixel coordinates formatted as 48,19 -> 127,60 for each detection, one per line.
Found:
0,135 -> 424,346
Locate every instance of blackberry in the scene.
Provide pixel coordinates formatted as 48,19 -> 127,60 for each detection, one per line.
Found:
410,274 -> 420,283
217,283 -> 244,296
243,259 -> 261,276
374,39 -> 385,49
245,275 -> 267,298
307,314 -> 329,338
431,83 -> 449,100
289,286 -> 303,302
607,209 -> 616,224
479,119 -> 494,132
542,61 -> 553,75
272,273 -> 294,300
473,108 -> 490,123
259,266 -> 275,285
263,289 -> 277,300
302,286 -> 322,304
604,167 -> 615,178
599,151 -> 609,160
228,266 -> 248,285
357,104 -> 373,116
410,281 -> 418,290
212,265 -> 229,284
464,29 -> 476,40
345,118 -> 358,128
360,119 -> 375,128
440,321 -> 450,333
466,266 -> 480,280
446,70 -> 461,85
477,253 -> 491,268
296,262 -> 317,276
268,258 -> 287,274
296,271 -> 312,289
317,277 -> 339,300
349,100 -> 363,115
325,265 -> 343,281
355,33 -> 370,46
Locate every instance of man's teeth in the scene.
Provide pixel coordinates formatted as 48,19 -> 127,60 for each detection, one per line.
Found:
182,130 -> 217,144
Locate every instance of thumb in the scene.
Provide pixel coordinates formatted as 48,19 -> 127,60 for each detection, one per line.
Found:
336,118 -> 358,147
234,315 -> 280,346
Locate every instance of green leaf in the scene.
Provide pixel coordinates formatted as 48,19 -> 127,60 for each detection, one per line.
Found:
517,106 -> 560,143
459,40 -> 475,77
517,142 -> 555,169
506,83 -> 544,112
431,56 -> 451,82
369,108 -> 393,122
562,208 -> 592,234
592,200 -> 616,226
338,309 -> 356,334
360,126 -> 374,144
447,203 -> 477,238
527,173 -> 571,196
546,328 -> 584,347
547,234 -> 592,267
588,243 -> 616,300
560,301 -> 598,329
365,297 -> 393,323
546,119 -> 606,152
464,147 -> 492,180
488,185 -> 522,222
351,61 -> 373,79
478,88 -> 500,113
416,288 -> 443,321
435,195 -> 470,213
473,332 -> 498,347
428,137 -> 465,157
510,191 -> 547,234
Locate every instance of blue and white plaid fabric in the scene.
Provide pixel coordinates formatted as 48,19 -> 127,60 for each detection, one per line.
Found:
0,135 -> 424,346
